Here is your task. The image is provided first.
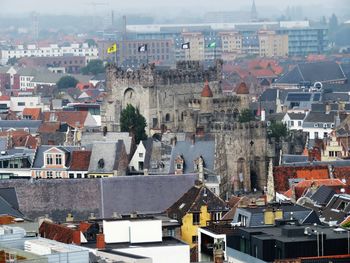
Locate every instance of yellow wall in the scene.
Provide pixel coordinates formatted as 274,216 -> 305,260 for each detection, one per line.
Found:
180,205 -> 211,248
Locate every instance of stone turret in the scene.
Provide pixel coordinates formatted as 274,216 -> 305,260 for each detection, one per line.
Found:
200,80 -> 214,114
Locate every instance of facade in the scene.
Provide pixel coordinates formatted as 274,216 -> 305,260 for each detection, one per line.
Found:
18,56 -> 87,74
282,113 -> 305,131
0,43 -> 98,65
258,31 -> 288,57
167,183 -> 229,248
302,111 -> 336,140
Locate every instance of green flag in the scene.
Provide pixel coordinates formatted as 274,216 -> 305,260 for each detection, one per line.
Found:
208,42 -> 216,48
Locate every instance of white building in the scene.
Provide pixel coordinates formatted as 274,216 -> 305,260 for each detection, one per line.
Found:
90,219 -> 190,263
302,111 -> 337,140
10,96 -> 44,112
129,140 -> 147,172
282,112 -> 306,131
1,43 -> 98,65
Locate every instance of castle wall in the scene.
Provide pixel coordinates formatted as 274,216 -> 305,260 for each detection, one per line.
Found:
214,122 -> 268,197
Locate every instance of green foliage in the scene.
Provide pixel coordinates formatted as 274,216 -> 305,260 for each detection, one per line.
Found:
7,57 -> 18,66
81,59 -> 105,75
85,39 -> 97,47
268,122 -> 288,141
120,104 -> 147,144
342,221 -> 350,228
56,76 -> 78,89
238,109 -> 255,123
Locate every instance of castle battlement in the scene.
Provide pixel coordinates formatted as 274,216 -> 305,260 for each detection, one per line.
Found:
106,60 -> 223,86
210,121 -> 267,132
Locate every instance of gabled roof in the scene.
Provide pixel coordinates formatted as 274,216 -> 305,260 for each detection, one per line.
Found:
287,113 -> 306,120
276,61 -> 347,84
32,145 -> 80,168
169,140 -> 215,174
167,184 -> 228,222
0,188 -> 24,218
69,150 -> 92,171
43,111 -> 88,128
22,108 -> 42,120
303,111 -> 336,123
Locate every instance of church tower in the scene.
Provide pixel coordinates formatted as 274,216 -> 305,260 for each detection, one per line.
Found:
251,0 -> 258,21
200,80 -> 214,114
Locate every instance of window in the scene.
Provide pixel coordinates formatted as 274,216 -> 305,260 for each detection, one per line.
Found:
167,229 -> 175,237
314,123 -> 318,128
139,152 -> 144,158
35,171 -> 41,178
290,121 -> 294,127
55,154 -> 62,165
46,154 -> 53,165
314,132 -> 319,139
298,121 -> 302,126
47,171 -> 53,178
329,151 -> 335,157
69,173 -> 74,179
176,163 -> 182,170
77,173 -> 82,179
192,212 -> 200,225
337,201 -> 348,211
324,132 -> 328,138
56,172 -> 61,178
238,214 -> 248,226
17,102 -> 25,106
192,235 -> 198,244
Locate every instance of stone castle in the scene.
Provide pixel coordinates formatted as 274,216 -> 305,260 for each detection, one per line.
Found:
102,60 -> 269,197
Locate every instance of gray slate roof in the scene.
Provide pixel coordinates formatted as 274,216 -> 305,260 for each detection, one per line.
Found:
169,140 -> 215,174
88,141 -> 122,173
281,154 -> 308,164
287,113 -> 306,120
101,174 -> 198,217
81,132 -> 133,155
0,120 -> 42,134
276,61 -> 347,84
303,111 -> 336,124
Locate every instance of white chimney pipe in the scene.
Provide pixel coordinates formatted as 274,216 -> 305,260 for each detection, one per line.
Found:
261,108 -> 266,122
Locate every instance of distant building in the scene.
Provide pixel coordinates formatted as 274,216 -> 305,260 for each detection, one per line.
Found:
0,43 -> 98,65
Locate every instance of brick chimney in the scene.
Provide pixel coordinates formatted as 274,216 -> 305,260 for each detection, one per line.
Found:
96,233 -> 105,250
72,230 -> 81,245
214,248 -> 224,263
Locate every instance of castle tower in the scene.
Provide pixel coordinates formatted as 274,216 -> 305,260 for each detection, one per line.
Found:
235,82 -> 250,109
200,80 -> 214,114
251,0 -> 258,21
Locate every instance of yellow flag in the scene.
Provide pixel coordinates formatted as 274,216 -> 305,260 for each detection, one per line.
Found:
107,43 -> 117,53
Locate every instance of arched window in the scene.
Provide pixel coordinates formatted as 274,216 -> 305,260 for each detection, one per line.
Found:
165,113 -> 171,122
98,159 -> 105,169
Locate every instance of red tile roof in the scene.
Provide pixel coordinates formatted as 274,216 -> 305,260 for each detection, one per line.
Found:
0,96 -> 10,101
39,221 -> 74,244
274,165 -> 329,193
201,80 -> 213,97
70,150 -> 92,171
43,111 -> 88,128
38,122 -> 61,133
23,108 -> 42,120
284,179 -> 345,199
235,82 -> 249,94
0,130 -> 38,149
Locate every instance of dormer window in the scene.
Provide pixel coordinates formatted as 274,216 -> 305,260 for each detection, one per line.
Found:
323,123 -> 327,128
98,159 -> 105,169
314,123 -> 318,128
46,154 -> 53,165
55,154 -> 62,165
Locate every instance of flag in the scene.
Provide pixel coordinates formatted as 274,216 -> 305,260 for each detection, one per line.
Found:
181,42 -> 190,49
138,44 -> 148,52
208,42 -> 216,48
107,43 -> 117,54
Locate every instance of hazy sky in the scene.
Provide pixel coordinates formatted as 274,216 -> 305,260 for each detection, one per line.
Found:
0,0 -> 346,16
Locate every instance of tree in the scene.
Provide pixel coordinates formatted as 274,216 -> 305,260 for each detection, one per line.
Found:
120,104 -> 147,143
85,39 -> 97,47
56,76 -> 78,89
81,59 -> 105,75
268,122 -> 288,141
7,57 -> 18,66
238,109 -> 255,123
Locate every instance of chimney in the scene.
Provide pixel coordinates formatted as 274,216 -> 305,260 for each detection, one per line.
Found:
191,134 -> 195,145
261,108 -> 266,122
72,230 -> 81,245
325,103 -> 331,114
214,247 -> 224,263
172,136 -> 177,147
66,213 -> 74,222
96,233 -> 105,250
